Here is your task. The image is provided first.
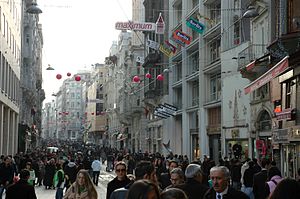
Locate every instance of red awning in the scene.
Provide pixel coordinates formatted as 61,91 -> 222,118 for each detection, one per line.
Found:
244,56 -> 289,94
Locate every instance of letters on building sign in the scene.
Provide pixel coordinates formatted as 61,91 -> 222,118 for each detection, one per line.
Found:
146,39 -> 160,50
186,17 -> 205,34
159,44 -> 173,57
154,103 -> 178,119
275,108 -> 296,120
115,21 -> 156,31
172,30 -> 192,45
164,40 -> 177,54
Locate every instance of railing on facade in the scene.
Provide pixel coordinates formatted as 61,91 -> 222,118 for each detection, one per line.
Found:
238,44 -> 268,71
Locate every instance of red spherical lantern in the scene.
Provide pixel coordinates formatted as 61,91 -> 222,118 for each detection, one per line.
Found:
56,74 -> 62,80
67,72 -> 71,77
132,75 -> 140,83
145,73 -> 152,78
75,76 -> 81,81
157,74 -> 164,81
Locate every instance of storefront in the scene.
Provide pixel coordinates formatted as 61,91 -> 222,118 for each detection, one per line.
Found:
273,126 -> 300,178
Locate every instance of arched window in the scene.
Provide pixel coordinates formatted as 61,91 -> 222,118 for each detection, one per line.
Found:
257,110 -> 272,131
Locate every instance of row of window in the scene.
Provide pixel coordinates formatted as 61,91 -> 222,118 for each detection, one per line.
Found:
0,52 -> 19,105
0,6 -> 21,62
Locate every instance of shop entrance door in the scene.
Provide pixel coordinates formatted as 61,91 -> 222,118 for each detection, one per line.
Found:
282,144 -> 298,178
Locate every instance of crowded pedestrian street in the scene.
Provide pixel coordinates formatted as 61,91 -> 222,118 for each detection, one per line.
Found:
1,0 -> 300,199
1,163 -> 115,199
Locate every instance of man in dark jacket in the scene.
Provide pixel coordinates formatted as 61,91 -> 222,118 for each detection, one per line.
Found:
203,166 -> 249,199
175,163 -> 209,199
253,158 -> 270,199
5,169 -> 37,199
110,161 -> 158,199
0,156 -> 14,197
64,159 -> 77,190
106,161 -> 131,199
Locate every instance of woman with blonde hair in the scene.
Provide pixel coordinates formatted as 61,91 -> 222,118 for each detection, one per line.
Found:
63,169 -> 97,199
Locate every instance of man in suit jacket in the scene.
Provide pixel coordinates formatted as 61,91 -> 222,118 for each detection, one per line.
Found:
5,169 -> 37,199
203,166 -> 249,199
253,158 -> 270,199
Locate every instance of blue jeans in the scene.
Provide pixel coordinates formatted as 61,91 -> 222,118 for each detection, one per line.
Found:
241,186 -> 254,199
55,187 -> 64,199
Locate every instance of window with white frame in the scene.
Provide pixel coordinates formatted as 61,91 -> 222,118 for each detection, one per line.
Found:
192,81 -> 199,106
233,15 -> 240,45
209,39 -> 221,64
210,73 -> 221,101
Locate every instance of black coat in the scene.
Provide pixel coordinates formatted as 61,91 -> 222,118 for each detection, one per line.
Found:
253,169 -> 268,199
203,187 -> 249,199
43,163 -> 55,186
175,178 -> 209,199
5,179 -> 37,199
106,176 -> 131,199
160,173 -> 171,189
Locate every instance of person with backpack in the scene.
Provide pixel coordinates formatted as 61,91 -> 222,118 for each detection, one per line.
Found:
54,163 -> 65,199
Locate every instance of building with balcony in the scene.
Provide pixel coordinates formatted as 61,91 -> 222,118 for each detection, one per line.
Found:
85,64 -> 108,145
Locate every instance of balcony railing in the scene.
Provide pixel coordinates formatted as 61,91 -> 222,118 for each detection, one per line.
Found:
238,44 -> 268,71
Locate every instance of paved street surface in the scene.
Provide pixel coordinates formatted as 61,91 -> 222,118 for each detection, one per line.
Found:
2,166 -> 116,199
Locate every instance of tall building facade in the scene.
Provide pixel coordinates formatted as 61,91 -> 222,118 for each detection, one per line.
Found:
85,64 -> 108,145
0,0 -> 22,155
19,0 -> 44,152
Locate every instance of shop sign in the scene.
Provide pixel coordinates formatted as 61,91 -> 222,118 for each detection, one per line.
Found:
146,39 -> 160,50
170,36 -> 186,46
136,56 -> 144,64
206,126 -> 221,134
231,129 -> 240,138
173,30 -> 192,45
115,21 -> 156,31
244,56 -> 289,94
275,108 -> 294,120
159,44 -> 173,57
164,40 -> 177,54
291,126 -> 300,140
186,17 -> 205,34
155,13 -> 165,34
273,128 -> 289,143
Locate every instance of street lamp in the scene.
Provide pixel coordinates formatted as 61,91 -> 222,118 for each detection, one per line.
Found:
26,2 -> 43,14
243,6 -> 259,18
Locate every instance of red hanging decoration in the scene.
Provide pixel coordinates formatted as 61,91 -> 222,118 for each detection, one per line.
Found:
56,74 -> 62,80
132,75 -> 140,83
75,76 -> 81,81
67,72 -> 71,77
145,73 -> 152,78
157,74 -> 164,81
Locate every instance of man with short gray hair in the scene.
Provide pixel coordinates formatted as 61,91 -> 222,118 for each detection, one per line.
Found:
203,166 -> 249,199
175,163 -> 209,199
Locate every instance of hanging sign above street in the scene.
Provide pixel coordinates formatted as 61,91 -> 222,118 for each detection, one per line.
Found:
155,13 -> 165,34
186,17 -> 205,34
146,39 -> 160,50
159,44 -> 173,58
136,56 -> 144,64
164,40 -> 177,54
115,21 -> 156,31
173,30 -> 192,45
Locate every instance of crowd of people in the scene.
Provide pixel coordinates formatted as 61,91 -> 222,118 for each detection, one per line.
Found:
0,143 -> 300,199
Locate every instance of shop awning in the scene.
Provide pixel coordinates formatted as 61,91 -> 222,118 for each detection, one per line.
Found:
244,56 -> 289,94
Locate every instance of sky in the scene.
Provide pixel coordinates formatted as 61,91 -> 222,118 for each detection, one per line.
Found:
39,0 -> 132,104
